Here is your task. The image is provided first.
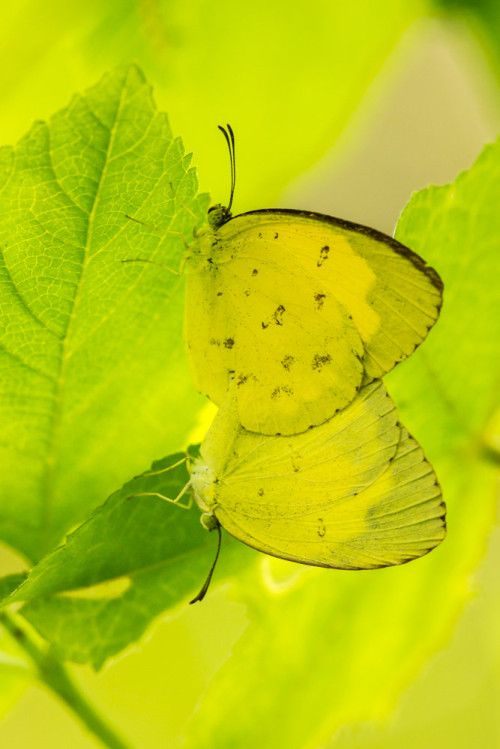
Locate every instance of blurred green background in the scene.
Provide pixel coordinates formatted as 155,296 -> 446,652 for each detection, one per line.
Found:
0,1 -> 499,747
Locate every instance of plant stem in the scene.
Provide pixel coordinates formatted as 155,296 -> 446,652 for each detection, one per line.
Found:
0,611 -> 132,749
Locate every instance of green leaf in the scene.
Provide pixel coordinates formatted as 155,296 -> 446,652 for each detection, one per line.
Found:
0,575 -> 26,601
390,138 -> 500,456
4,454 -> 252,670
181,139 -> 500,748
0,65 -> 208,563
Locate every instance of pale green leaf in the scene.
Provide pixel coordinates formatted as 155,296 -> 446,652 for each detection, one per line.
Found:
0,64 -> 208,563
390,137 -> 500,456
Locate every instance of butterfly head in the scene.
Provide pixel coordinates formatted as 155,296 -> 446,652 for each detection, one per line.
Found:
207,202 -> 232,229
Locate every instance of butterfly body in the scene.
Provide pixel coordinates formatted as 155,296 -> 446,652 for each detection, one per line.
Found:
184,201 -> 235,266
190,462 -> 217,513
184,208 -> 443,436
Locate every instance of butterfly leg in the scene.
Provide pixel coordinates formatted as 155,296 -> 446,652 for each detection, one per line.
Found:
127,482 -> 193,510
133,456 -> 187,479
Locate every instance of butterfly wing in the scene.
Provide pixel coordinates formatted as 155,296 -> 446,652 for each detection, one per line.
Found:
184,263 -> 237,404
227,250 -> 365,434
185,210 -> 442,434
185,225 -> 364,434
222,210 -> 443,380
201,381 -> 445,569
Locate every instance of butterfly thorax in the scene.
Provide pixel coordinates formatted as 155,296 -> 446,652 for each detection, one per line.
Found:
185,206 -> 235,268
190,458 -> 218,513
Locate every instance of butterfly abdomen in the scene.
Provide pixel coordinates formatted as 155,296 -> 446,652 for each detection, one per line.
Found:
190,460 -> 218,514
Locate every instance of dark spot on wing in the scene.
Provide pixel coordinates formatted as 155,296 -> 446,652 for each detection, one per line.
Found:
233,451 -> 239,459
258,488 -> 264,496
237,374 -> 248,386
312,353 -> 332,371
273,305 -> 285,325
262,305 -> 286,329
281,355 -> 295,371
244,290 -> 251,297
223,338 -> 235,349
271,385 -> 293,400
252,268 -> 259,276
274,232 -> 279,239
314,292 -> 326,309
317,519 -> 326,538
317,245 -> 330,267
217,291 -> 223,296
258,232 -> 263,239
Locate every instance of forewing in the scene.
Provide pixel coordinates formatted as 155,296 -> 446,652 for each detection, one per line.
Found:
185,215 -> 366,435
225,250 -> 364,434
214,409 -> 445,569
219,211 -> 443,384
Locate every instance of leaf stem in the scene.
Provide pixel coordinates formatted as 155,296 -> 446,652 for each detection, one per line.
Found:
0,611 -> 133,749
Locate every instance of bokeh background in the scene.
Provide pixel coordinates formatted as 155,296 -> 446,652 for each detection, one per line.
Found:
0,1 -> 499,747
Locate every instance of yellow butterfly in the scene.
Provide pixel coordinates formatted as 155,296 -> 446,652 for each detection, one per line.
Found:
183,126 -> 443,436
188,379 -> 445,593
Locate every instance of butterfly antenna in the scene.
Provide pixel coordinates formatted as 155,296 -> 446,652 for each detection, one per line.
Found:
189,522 -> 222,604
218,124 -> 236,212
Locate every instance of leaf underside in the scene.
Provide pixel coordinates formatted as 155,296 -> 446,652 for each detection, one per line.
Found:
0,65 -> 208,563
